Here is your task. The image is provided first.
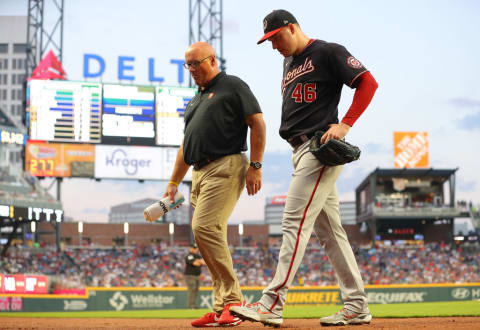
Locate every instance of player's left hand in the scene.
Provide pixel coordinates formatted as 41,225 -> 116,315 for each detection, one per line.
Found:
321,122 -> 351,144
246,167 -> 262,195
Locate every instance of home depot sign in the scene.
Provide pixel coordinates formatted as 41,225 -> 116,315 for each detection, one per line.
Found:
393,132 -> 429,168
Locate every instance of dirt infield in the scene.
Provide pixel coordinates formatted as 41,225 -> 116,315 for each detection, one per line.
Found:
1,317 -> 480,329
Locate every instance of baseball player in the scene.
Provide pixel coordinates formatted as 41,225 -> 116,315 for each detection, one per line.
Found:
231,9 -> 378,327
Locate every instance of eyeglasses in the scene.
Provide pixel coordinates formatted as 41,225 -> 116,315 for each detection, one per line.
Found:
183,55 -> 212,69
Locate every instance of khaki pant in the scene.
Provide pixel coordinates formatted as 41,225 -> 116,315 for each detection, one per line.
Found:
190,153 -> 249,313
185,274 -> 200,308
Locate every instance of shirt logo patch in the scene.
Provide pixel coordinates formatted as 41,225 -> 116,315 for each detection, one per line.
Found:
347,56 -> 363,69
208,92 -> 214,99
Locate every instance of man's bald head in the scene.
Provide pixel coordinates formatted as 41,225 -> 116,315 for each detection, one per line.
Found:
185,42 -> 220,87
186,42 -> 215,59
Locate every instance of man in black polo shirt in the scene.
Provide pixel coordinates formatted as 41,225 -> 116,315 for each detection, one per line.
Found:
184,244 -> 205,309
164,41 -> 266,328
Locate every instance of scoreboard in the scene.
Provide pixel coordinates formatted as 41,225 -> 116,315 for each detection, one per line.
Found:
25,80 -> 197,179
101,84 -> 156,145
156,86 -> 196,146
28,80 -> 102,143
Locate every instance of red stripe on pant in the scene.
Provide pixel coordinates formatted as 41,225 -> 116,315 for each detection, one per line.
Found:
268,165 -> 326,311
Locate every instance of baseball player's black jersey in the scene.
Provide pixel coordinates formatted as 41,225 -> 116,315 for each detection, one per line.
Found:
183,71 -> 262,165
279,39 -> 367,140
185,252 -> 202,276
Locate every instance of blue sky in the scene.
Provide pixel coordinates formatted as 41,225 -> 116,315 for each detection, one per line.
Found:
2,0 -> 479,223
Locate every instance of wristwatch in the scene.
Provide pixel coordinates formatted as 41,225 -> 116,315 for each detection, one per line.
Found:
250,161 -> 262,169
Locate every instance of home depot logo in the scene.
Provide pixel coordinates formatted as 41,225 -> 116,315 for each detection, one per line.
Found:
393,132 -> 429,168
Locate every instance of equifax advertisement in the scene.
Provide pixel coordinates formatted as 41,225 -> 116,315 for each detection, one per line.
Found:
94,145 -> 192,181
25,141 -> 95,177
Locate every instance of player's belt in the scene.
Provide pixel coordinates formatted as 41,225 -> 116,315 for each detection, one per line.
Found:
192,155 -> 224,171
287,132 -> 315,148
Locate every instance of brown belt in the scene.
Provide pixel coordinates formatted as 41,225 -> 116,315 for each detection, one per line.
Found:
287,133 -> 314,148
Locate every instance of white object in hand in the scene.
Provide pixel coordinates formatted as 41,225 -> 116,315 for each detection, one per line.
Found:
144,191 -> 185,222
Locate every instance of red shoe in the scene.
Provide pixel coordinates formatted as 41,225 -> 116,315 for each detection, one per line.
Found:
218,303 -> 243,326
191,312 -> 221,327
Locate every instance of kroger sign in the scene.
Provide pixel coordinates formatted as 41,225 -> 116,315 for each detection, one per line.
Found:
94,145 -> 192,181
83,54 -> 186,84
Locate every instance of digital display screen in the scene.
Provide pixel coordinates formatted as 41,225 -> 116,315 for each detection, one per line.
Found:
25,141 -> 95,177
155,86 -> 196,146
101,84 -> 155,145
28,80 -> 102,143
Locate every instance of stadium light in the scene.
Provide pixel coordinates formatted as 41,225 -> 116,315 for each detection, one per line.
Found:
239,223 -> 244,248
78,222 -> 83,246
169,223 -> 174,247
124,222 -> 129,247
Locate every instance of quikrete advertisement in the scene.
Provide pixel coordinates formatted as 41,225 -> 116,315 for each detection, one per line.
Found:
25,141 -> 95,177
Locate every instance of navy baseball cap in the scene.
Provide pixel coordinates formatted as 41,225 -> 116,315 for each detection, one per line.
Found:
190,243 -> 198,248
257,9 -> 298,44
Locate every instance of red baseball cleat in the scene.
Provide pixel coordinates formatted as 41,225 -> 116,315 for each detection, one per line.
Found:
218,303 -> 243,326
191,312 -> 221,327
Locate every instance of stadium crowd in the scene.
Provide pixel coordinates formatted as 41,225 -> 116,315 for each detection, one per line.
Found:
1,241 -> 479,290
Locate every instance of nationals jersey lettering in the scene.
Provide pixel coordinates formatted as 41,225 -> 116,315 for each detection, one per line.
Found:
282,57 -> 315,94
279,40 -> 367,141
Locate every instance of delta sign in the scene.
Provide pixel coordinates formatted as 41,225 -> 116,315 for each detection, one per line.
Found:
83,54 -> 187,84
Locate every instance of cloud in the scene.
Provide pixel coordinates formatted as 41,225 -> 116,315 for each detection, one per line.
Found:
337,165 -> 371,198
361,143 -> 391,154
457,177 -> 477,192
261,151 -> 293,193
80,208 -> 109,214
457,112 -> 480,131
448,98 -> 480,108
224,19 -> 240,34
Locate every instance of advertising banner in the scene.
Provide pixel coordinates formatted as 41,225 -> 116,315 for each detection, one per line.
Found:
0,275 -> 48,294
25,141 -> 95,177
0,128 -> 27,145
393,132 -> 429,168
2,284 -> 480,312
94,145 -> 191,180
270,196 -> 287,205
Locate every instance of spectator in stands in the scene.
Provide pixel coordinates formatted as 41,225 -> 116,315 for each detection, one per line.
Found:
2,242 -> 480,289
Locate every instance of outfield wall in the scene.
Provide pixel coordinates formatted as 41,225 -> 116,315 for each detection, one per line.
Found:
0,283 -> 479,312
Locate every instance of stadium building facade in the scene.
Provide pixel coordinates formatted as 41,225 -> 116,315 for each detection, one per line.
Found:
0,16 -> 27,173
109,198 -> 190,225
264,195 -> 357,236
355,168 -> 472,243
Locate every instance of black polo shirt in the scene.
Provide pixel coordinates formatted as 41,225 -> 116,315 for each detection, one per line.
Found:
185,252 -> 202,276
183,71 -> 262,165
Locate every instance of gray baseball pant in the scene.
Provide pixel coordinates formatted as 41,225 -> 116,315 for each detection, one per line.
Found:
259,141 -> 368,315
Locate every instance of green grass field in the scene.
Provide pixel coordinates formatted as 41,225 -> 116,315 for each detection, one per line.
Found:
0,301 -> 479,318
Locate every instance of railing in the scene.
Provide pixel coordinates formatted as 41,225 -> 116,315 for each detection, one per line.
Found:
373,205 -> 463,218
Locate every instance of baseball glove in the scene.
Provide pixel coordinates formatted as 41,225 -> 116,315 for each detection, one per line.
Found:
309,130 -> 361,166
